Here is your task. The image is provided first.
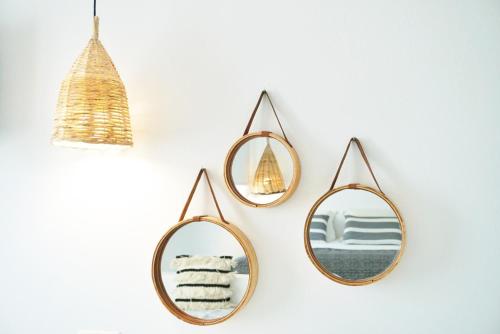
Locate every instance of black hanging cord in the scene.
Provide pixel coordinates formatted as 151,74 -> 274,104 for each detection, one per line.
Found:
93,0 -> 97,16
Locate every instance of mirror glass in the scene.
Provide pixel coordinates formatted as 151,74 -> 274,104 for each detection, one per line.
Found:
230,136 -> 294,205
160,220 -> 249,320
307,188 -> 402,281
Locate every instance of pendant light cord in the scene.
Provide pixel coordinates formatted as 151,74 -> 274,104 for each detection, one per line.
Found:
92,0 -> 99,40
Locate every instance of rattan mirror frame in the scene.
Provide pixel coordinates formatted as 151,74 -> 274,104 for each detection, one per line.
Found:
304,184 -> 406,286
152,215 -> 259,325
224,131 -> 301,208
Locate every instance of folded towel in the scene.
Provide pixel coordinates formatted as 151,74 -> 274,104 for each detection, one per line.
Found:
342,210 -> 401,246
171,255 -> 235,311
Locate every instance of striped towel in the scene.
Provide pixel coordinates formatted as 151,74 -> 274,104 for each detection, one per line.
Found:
309,214 -> 330,242
342,210 -> 401,245
170,255 -> 235,311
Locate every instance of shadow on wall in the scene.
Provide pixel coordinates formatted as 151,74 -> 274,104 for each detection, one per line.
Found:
367,140 -> 460,284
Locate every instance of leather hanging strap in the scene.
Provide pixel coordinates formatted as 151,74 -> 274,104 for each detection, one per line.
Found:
243,90 -> 291,146
179,168 -> 226,222
329,137 -> 383,193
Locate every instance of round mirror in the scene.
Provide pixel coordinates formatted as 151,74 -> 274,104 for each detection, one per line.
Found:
224,132 -> 300,207
304,184 -> 405,285
152,216 -> 258,325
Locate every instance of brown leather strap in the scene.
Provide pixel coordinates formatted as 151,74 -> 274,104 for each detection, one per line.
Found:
243,90 -> 291,146
329,137 -> 383,193
179,168 -> 226,222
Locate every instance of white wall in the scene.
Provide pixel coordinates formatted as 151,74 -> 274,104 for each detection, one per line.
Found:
1,0 -> 499,333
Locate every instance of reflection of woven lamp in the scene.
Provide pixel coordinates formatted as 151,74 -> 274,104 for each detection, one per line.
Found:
52,3 -> 132,148
251,139 -> 286,194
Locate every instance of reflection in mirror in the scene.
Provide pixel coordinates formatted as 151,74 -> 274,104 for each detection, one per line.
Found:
307,188 -> 403,282
231,137 -> 294,204
160,221 -> 249,320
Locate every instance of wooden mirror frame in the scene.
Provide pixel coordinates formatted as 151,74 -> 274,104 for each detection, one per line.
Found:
152,215 -> 259,325
304,184 -> 406,286
224,131 -> 301,208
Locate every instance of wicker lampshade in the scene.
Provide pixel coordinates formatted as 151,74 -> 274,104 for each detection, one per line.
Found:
251,139 -> 286,194
52,16 -> 133,148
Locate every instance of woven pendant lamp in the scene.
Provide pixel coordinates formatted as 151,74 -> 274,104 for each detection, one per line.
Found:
53,3 -> 132,148
251,139 -> 286,195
